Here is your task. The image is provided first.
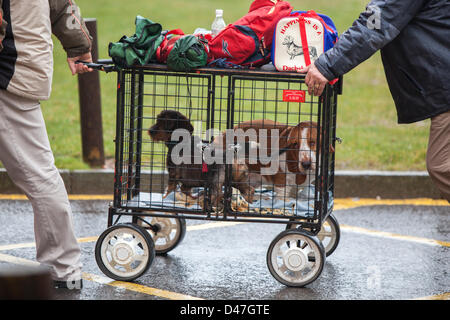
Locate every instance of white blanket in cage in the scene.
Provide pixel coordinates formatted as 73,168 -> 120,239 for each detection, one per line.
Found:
132,186 -> 333,218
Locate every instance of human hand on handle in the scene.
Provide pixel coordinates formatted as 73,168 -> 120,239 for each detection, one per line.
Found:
298,63 -> 329,96
67,52 -> 94,75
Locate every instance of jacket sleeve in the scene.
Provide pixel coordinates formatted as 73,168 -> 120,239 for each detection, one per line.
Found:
49,0 -> 92,58
0,0 -> 6,52
314,0 -> 426,80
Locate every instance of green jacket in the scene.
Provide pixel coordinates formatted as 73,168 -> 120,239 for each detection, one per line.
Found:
0,0 -> 92,100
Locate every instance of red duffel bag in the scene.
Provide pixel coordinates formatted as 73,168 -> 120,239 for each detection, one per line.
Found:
208,0 -> 292,67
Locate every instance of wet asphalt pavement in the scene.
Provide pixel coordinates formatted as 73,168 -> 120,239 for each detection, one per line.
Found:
0,197 -> 448,301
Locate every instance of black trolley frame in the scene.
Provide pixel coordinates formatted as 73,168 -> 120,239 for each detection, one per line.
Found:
106,64 -> 341,235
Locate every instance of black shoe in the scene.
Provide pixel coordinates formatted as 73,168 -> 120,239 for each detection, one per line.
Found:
53,279 -> 83,289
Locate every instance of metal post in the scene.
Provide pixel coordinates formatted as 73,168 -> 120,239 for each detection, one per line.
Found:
78,18 -> 105,167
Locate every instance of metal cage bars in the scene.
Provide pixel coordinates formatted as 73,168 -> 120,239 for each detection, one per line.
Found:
110,66 -> 338,231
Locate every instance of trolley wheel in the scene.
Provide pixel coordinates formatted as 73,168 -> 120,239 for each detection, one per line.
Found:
137,215 -> 186,255
286,213 -> 340,257
95,223 -> 155,281
267,229 -> 325,287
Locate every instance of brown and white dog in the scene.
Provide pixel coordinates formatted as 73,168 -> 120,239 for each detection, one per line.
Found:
230,119 -> 334,200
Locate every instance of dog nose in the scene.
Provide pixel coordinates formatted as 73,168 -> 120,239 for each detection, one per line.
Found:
301,161 -> 311,170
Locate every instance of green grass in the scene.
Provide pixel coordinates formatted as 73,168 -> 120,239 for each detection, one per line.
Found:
41,0 -> 429,171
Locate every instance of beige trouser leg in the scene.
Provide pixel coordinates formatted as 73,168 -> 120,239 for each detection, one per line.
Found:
426,110 -> 450,202
0,90 -> 82,281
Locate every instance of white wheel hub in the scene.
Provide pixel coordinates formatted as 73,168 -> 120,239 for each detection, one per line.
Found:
283,247 -> 307,272
112,241 -> 134,265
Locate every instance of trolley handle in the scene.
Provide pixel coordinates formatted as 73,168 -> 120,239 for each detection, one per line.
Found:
75,59 -> 117,73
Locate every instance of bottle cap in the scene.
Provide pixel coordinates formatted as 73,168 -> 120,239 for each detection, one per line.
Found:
216,9 -> 223,16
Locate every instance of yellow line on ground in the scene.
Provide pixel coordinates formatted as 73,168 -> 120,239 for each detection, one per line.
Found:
1,194 -> 448,207
82,272 -> 202,300
0,194 -> 28,200
340,224 -> 450,247
0,236 -> 100,252
77,236 -> 100,243
0,242 -> 36,251
0,252 -> 202,300
0,252 -> 40,267
413,292 -> 450,300
69,195 -> 113,200
334,198 -> 448,210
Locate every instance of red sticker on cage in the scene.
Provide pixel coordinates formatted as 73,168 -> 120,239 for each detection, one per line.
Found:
283,90 -> 306,102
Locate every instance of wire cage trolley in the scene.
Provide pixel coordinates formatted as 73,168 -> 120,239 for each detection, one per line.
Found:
93,62 -> 342,287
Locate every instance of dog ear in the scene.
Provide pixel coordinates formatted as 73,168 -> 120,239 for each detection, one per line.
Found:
286,126 -> 301,148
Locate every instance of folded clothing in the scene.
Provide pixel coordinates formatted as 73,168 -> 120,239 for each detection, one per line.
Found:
109,15 -> 163,68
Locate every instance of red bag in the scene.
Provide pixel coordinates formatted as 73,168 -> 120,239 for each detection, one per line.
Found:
208,0 -> 292,67
156,29 -> 184,63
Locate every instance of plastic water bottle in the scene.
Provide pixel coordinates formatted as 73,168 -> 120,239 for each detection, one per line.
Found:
211,9 -> 226,37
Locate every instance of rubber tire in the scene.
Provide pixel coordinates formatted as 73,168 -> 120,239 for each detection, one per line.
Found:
267,229 -> 325,287
153,217 -> 186,255
95,223 -> 155,281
